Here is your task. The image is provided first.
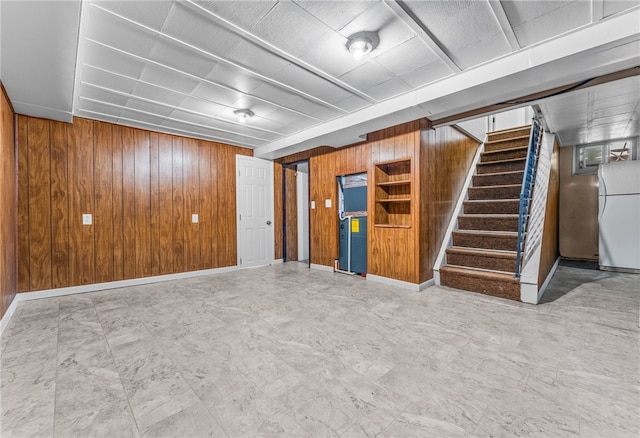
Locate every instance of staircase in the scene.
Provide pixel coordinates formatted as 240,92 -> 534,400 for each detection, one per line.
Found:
439,125 -> 532,300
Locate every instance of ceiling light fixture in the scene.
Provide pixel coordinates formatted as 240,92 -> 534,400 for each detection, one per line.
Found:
346,31 -> 379,61
234,108 -> 254,123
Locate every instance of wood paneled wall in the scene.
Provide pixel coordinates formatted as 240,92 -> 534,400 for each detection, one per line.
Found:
1,84 -> 17,318
538,139 -> 560,286
302,120 -> 478,284
419,122 -> 479,282
300,119 -> 478,284
284,167 -> 298,261
17,116 -> 251,292
273,162 -> 283,260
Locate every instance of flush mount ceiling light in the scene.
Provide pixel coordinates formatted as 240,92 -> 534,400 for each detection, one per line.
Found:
346,31 -> 379,61
234,108 -> 254,123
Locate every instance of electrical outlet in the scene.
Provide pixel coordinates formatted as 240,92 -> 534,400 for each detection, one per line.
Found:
311,201 -> 316,209
82,214 -> 92,225
192,214 -> 199,223
325,199 -> 332,208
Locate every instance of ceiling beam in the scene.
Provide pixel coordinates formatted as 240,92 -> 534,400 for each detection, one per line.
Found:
488,0 -> 520,51
383,0 -> 461,73
182,0 -> 377,105
431,66 -> 640,127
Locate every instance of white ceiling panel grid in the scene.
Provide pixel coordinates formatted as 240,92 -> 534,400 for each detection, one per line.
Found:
3,0 -> 637,154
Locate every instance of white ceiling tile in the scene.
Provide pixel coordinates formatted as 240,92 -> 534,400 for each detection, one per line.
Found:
399,60 -> 453,89
83,40 -> 146,79
125,98 -> 175,117
164,2 -> 243,57
332,95 -> 371,113
453,32 -> 512,70
78,99 -> 124,118
293,1 -> 376,31
192,0 -> 278,31
148,38 -> 216,78
131,82 -> 184,107
338,62 -> 393,91
365,78 -> 412,102
79,82 -> 130,107
86,5 -> 158,58
206,62 -> 265,95
375,36 -> 439,76
505,1 -> 591,47
93,1 -> 173,30
250,83 -> 333,115
138,64 -> 200,95
189,82 -> 244,108
502,1 -> 571,27
81,65 -> 137,94
603,0 -> 639,18
251,1 -> 331,58
272,64 -> 354,105
225,39 -> 290,77
179,97 -> 230,118
77,109 -> 120,125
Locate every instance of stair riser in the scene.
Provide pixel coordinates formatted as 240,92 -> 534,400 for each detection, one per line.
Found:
473,172 -> 524,187
446,252 -> 516,273
464,201 -> 519,214
452,233 -> 518,251
481,148 -> 528,163
468,186 -> 521,200
440,271 -> 520,300
477,160 -> 525,174
458,216 -> 519,231
484,138 -> 529,152
487,129 -> 531,142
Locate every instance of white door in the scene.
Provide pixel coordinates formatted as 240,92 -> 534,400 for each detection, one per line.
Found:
236,155 -> 274,268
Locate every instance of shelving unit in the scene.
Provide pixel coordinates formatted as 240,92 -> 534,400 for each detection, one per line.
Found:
374,158 -> 412,227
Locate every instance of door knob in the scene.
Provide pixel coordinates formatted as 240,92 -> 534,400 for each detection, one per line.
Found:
266,220 -> 272,225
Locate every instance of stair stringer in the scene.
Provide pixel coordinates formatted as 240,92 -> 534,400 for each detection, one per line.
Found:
519,131 -> 558,303
434,141 -> 485,285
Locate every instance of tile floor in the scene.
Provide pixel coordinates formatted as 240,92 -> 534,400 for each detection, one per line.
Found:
1,263 -> 638,437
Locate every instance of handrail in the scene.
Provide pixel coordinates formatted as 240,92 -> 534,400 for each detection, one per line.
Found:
515,119 -> 543,278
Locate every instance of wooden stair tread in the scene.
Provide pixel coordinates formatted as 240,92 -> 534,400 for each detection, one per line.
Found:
464,199 -> 519,203
458,213 -> 519,219
485,135 -> 530,144
470,183 -> 521,190
440,265 -> 519,281
446,247 -> 517,258
474,170 -> 524,178
453,229 -> 518,236
482,145 -> 529,154
478,157 -> 526,165
486,125 -> 531,135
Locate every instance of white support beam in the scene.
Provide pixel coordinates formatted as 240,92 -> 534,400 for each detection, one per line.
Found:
488,0 -> 520,51
384,0 -> 461,73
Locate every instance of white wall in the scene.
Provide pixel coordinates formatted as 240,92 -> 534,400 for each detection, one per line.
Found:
297,167 -> 309,261
491,107 -> 534,131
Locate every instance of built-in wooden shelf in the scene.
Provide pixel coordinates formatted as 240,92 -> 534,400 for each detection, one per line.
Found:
374,158 -> 412,227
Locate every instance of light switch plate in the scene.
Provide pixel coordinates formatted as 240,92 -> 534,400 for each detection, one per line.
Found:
325,199 -> 332,208
82,214 -> 92,225
192,214 -> 199,223
311,201 -> 316,209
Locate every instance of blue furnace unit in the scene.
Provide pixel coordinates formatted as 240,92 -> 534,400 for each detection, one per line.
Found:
339,216 -> 367,274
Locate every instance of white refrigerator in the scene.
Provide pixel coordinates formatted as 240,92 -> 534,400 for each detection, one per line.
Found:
598,160 -> 640,273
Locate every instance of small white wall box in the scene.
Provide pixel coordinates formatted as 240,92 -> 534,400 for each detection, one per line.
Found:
311,201 -> 316,209
82,214 -> 92,225
192,214 -> 199,223
325,199 -> 332,208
